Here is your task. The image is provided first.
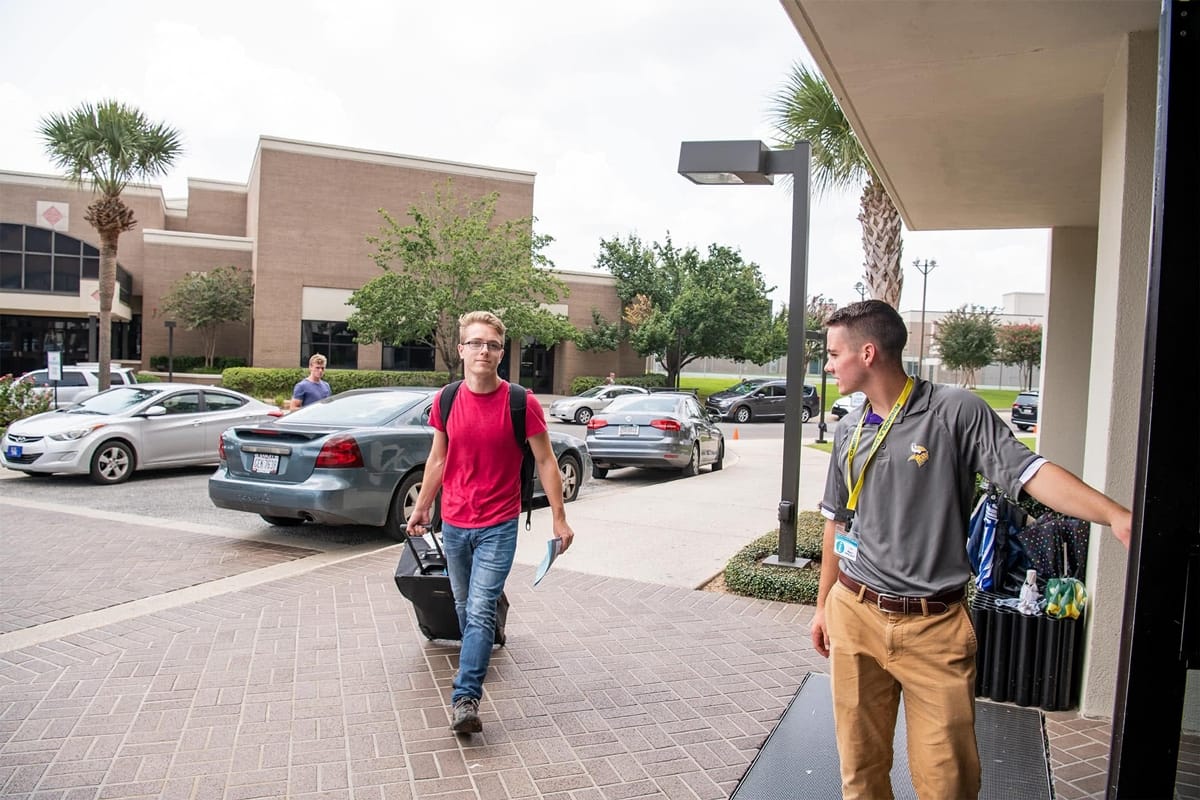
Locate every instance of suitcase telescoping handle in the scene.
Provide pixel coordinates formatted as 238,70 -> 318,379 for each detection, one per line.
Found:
404,526 -> 449,575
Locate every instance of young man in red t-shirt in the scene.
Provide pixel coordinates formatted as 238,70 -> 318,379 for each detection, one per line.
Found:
409,311 -> 575,734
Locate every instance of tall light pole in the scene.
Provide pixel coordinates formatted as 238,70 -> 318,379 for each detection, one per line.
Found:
679,139 -> 811,567
912,258 -> 937,379
854,281 -> 866,302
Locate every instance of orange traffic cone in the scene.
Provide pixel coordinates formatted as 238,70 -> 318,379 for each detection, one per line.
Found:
1032,424 -> 1038,433
732,427 -> 740,440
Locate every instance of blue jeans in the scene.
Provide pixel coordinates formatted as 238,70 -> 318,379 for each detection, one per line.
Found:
441,518 -> 517,703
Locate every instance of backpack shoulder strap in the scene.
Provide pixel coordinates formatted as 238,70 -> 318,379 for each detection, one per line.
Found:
508,383 -> 534,530
507,382 -> 527,446
439,380 -> 463,435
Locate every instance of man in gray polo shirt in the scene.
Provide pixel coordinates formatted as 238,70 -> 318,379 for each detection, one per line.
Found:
811,300 -> 1131,800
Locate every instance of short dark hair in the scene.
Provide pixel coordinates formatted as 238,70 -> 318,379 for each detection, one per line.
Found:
826,300 -> 907,363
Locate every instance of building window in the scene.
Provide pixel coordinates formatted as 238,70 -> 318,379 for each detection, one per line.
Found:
301,320 -> 357,369
0,223 -> 129,301
382,339 -> 436,371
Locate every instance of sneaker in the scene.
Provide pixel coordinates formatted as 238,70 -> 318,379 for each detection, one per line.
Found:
450,697 -> 482,734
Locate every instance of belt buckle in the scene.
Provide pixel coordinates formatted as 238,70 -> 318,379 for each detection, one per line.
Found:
876,592 -> 905,613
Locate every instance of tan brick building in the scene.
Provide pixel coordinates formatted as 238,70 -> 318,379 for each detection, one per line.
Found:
0,136 -> 639,394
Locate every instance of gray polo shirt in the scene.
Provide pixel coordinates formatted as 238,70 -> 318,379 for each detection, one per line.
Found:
820,379 -> 1041,596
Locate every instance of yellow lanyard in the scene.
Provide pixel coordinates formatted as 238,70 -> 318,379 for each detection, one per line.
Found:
845,377 -> 914,513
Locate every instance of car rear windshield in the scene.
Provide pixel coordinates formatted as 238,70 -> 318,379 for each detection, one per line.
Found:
1017,393 -> 1038,403
606,396 -> 680,414
286,391 -> 428,425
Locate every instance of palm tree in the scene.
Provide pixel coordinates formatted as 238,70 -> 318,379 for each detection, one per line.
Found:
40,100 -> 183,389
769,63 -> 904,307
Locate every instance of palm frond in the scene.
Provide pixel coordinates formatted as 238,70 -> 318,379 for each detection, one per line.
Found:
767,62 -> 873,195
40,99 -> 183,197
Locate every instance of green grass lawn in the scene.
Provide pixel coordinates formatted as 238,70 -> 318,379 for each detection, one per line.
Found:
680,375 -> 1021,411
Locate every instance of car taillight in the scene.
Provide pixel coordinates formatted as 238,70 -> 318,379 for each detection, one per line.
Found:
267,408 -> 285,417
586,418 -> 608,429
650,419 -> 681,431
218,437 -> 226,461
1012,403 -> 1019,410
316,435 -> 364,468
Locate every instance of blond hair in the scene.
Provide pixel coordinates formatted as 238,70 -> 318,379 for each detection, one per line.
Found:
458,311 -> 506,339
308,353 -> 327,367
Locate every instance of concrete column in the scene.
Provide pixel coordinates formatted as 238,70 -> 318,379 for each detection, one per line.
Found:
1078,29 -> 1157,718
1040,227 -> 1097,476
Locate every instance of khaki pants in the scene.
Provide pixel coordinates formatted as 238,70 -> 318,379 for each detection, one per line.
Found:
826,581 -> 980,800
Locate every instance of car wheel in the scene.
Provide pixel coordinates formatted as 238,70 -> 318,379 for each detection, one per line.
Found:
801,407 -> 812,423
386,470 -> 425,542
260,515 -> 303,527
558,453 -> 582,502
89,440 -> 134,485
592,464 -> 609,479
682,443 -> 700,477
711,440 -> 724,472
574,407 -> 593,425
733,406 -> 752,424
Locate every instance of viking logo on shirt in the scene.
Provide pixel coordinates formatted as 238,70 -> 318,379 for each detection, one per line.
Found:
908,443 -> 929,467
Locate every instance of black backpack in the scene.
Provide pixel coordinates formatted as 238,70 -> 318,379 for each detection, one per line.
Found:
439,380 -> 536,530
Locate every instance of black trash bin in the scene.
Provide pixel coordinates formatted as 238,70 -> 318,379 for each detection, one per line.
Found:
970,590 -> 1084,711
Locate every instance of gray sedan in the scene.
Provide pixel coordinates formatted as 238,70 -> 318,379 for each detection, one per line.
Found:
208,387 -> 590,540
0,384 -> 281,484
585,392 -> 724,479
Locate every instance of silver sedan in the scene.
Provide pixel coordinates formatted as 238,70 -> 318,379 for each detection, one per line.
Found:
585,392 -> 724,479
0,384 -> 282,484
547,384 -> 649,425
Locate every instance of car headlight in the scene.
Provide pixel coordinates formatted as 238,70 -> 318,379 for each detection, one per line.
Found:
49,424 -> 105,441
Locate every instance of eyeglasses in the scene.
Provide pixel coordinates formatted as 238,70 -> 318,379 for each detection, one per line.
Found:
462,340 -> 504,353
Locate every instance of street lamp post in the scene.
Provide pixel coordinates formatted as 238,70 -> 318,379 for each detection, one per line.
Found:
679,139 -> 812,567
912,259 -> 937,379
854,281 -> 866,302
164,320 -> 176,382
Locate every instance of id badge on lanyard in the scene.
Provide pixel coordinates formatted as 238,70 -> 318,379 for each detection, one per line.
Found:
838,378 -> 914,562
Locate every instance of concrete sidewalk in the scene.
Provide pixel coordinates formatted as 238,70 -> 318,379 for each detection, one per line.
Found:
513,438 -> 831,589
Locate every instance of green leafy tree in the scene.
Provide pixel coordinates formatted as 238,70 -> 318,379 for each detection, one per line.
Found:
805,294 -> 837,365
769,63 -> 904,307
159,266 -> 255,368
934,305 -> 998,388
596,233 -> 780,385
997,322 -> 1043,390
574,309 -> 624,352
40,100 -> 183,390
347,180 -> 572,380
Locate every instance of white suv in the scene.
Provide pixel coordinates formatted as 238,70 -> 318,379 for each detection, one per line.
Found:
18,365 -> 140,408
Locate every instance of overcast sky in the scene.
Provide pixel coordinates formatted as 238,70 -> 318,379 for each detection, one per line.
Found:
0,0 -> 1048,313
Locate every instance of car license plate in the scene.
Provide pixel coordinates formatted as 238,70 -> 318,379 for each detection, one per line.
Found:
251,453 -> 280,474
619,425 -> 639,437
5,445 -> 21,458
1021,406 -> 1032,413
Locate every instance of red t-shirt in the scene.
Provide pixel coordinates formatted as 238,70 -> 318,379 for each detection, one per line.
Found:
431,381 -> 548,528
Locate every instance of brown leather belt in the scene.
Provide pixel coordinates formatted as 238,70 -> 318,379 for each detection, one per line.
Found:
838,572 -> 965,615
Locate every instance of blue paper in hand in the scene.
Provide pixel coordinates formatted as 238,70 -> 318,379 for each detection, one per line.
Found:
533,537 -> 564,587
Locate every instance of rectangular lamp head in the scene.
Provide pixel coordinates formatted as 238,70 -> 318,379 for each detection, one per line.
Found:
678,140 -> 774,185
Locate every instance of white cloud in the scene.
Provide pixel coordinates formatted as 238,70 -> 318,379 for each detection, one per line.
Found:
0,0 -> 1047,312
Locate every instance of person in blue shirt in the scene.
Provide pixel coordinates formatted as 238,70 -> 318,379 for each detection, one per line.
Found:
290,353 -> 331,409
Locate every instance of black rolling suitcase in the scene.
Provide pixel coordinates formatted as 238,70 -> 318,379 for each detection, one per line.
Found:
393,533 -> 508,646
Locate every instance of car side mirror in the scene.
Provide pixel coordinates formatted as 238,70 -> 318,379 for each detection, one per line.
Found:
141,405 -> 167,417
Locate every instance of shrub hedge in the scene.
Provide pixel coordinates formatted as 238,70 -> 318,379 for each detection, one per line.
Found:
568,373 -> 671,395
220,367 -> 452,398
722,510 -> 826,605
149,355 -> 248,372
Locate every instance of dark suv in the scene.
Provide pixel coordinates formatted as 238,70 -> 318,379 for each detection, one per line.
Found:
1011,390 -> 1039,431
704,380 -> 821,424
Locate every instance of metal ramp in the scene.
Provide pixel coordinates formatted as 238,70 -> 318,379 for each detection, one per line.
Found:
730,672 -> 1052,800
